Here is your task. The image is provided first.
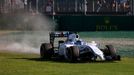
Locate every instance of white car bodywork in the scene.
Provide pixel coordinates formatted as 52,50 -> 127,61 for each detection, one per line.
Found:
40,31 -> 120,61
58,40 -> 105,61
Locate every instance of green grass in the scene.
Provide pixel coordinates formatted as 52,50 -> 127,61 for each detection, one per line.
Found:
0,51 -> 134,75
0,31 -> 134,75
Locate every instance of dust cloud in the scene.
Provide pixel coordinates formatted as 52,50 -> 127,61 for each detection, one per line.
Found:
0,13 -> 56,54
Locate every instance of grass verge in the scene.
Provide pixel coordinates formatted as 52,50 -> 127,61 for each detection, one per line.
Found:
0,51 -> 134,75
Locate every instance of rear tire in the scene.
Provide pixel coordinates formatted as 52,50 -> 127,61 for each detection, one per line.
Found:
67,46 -> 79,62
40,43 -> 54,59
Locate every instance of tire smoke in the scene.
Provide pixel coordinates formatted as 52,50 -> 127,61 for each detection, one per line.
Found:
0,13 -> 56,54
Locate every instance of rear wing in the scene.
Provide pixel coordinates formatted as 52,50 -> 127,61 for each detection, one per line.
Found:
50,32 -> 70,38
49,32 -> 70,46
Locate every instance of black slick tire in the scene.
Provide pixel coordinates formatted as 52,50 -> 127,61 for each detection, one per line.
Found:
105,45 -> 116,56
40,43 -> 54,59
68,46 -> 79,62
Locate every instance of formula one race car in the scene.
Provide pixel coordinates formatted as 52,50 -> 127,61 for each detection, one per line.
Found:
40,31 -> 121,62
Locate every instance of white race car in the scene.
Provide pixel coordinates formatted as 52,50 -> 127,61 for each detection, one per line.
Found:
40,32 -> 121,62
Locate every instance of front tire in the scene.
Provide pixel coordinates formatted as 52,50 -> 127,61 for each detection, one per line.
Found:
104,45 -> 116,56
104,45 -> 121,61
